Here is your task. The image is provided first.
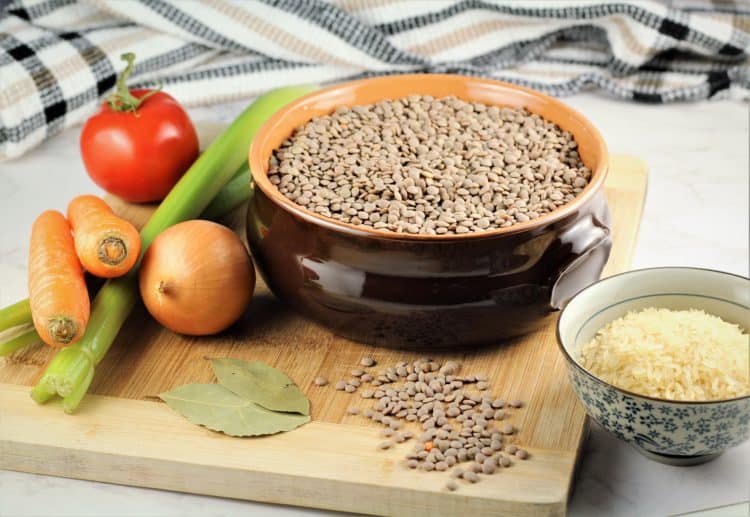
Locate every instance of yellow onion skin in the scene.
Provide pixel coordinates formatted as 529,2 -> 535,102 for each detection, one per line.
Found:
139,220 -> 255,335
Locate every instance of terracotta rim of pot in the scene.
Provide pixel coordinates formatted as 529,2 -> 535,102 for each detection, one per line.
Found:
249,74 -> 609,241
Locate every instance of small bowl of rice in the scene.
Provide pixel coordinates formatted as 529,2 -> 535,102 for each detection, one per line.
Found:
557,267 -> 749,465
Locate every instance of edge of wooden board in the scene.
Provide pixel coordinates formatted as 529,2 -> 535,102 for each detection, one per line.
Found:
1,383 -> 569,517
601,154 -> 648,278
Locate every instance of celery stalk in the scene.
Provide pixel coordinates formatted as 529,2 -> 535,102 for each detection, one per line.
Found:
0,328 -> 39,356
0,299 -> 31,332
32,85 -> 318,413
202,163 -> 252,220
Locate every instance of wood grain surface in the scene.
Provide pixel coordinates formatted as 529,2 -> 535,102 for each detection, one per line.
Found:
0,154 -> 648,516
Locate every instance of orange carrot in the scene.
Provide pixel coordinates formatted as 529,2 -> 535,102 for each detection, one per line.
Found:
28,210 -> 90,347
67,195 -> 141,278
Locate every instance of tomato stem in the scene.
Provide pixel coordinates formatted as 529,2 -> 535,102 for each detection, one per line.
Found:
106,53 -> 162,113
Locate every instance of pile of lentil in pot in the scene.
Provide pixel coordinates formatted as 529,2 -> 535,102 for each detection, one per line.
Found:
268,95 -> 591,234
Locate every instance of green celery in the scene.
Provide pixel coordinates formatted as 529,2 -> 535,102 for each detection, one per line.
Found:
0,328 -> 39,356
0,299 -> 31,332
202,163 -> 253,220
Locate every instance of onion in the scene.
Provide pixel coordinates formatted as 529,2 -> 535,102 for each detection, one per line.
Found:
138,220 -> 255,335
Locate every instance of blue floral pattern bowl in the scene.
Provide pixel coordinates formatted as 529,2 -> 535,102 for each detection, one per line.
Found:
557,267 -> 750,466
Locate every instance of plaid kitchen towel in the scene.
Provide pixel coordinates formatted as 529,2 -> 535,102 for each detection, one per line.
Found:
1,0 -> 748,160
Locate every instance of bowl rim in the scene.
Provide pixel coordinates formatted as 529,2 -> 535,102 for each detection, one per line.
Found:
556,266 -> 750,405
248,74 -> 609,241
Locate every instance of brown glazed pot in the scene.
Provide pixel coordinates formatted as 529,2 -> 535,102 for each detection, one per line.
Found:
247,75 -> 611,348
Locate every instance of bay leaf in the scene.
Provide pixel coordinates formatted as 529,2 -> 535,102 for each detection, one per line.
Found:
159,383 -> 310,437
211,358 -> 310,415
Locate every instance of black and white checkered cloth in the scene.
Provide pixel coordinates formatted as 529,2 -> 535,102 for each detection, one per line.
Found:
1,0 -> 748,160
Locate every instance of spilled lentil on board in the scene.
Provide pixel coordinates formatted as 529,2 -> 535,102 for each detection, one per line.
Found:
326,357 -> 531,491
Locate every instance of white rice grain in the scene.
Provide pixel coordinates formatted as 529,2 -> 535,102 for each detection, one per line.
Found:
579,308 -> 749,401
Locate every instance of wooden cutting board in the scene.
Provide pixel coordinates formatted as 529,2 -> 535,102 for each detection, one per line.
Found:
0,155 -> 647,517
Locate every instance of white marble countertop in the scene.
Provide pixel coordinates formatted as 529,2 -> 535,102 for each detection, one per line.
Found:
0,92 -> 748,517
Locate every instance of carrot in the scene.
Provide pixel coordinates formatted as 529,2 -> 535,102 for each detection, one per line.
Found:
28,210 -> 90,347
67,195 -> 141,278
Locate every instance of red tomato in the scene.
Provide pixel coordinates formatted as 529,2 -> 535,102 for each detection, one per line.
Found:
80,89 -> 199,203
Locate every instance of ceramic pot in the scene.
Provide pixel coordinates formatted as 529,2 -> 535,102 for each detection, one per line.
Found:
247,74 -> 611,347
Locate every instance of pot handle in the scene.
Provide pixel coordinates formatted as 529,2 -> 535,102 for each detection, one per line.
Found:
549,214 -> 611,310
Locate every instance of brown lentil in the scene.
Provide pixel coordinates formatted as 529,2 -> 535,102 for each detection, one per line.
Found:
269,96 -> 591,235
464,471 -> 479,483
327,355 -> 533,490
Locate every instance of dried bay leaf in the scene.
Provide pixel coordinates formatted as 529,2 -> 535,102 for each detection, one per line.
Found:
211,358 -> 310,415
159,383 -> 310,437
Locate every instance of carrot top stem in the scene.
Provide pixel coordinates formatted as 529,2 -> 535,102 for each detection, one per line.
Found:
47,316 -> 79,345
98,236 -> 128,265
